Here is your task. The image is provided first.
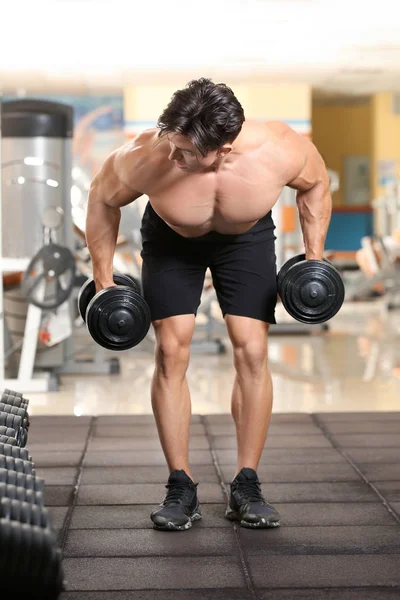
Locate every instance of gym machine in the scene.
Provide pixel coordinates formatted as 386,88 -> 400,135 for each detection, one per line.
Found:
0,99 -> 119,392
344,186 -> 400,308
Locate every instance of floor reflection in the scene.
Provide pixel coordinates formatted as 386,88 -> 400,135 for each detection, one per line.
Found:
26,304 -> 400,416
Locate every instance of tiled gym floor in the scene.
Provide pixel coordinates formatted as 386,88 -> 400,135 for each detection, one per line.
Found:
33,411 -> 400,598
20,302 -> 400,596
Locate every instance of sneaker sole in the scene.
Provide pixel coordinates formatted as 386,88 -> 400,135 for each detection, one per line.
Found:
225,507 -> 280,529
152,511 -> 202,532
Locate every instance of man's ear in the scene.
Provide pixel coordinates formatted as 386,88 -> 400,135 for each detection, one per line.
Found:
218,145 -> 232,156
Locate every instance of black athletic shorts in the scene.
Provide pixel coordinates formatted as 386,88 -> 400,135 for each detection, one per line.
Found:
140,202 -> 277,323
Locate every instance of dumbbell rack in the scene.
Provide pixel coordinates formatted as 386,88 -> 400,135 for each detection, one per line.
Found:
0,387 -> 64,597
0,96 -> 121,391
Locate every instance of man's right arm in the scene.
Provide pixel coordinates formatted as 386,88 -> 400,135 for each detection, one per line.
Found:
85,149 -> 143,292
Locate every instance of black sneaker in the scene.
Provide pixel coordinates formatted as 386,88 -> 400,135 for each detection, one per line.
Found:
225,467 -> 280,529
151,469 -> 202,531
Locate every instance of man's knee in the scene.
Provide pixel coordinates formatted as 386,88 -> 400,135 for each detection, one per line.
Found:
226,316 -> 269,374
153,315 -> 195,376
233,340 -> 268,374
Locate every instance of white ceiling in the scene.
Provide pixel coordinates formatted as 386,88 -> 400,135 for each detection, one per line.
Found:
1,0 -> 400,97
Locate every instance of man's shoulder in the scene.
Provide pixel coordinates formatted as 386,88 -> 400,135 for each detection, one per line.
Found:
243,119 -> 300,151
118,129 -> 166,168
114,128 -> 169,189
262,120 -> 299,140
257,120 -> 304,160
122,128 -> 160,156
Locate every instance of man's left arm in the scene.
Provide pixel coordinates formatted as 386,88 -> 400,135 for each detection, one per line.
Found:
279,127 -> 332,261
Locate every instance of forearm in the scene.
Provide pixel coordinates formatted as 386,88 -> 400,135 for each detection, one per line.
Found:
86,191 -> 121,287
296,180 -> 332,260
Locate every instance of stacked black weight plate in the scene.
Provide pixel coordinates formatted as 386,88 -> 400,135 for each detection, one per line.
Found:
0,426 -> 18,445
0,391 -> 30,447
0,388 -> 65,598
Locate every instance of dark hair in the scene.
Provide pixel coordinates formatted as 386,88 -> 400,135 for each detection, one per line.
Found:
157,78 -> 245,157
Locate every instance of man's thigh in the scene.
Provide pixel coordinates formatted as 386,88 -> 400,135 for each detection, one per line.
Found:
209,236 -> 277,324
141,244 -> 208,321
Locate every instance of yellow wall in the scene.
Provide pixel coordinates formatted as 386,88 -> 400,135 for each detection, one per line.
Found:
372,92 -> 400,198
312,93 -> 400,209
124,82 -> 311,138
225,83 -> 310,122
312,100 -> 373,206
124,84 -> 185,122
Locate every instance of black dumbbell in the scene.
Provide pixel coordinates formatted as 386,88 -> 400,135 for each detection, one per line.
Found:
0,402 -> 30,427
0,426 -> 17,439
0,469 -> 44,492
0,497 -> 50,528
0,413 -> 26,447
3,388 -> 23,398
0,442 -> 31,462
277,253 -> 345,324
0,519 -> 64,596
0,483 -> 44,506
0,436 -> 16,446
0,456 -> 35,475
0,403 -> 30,431
1,392 -> 29,410
78,272 -> 151,350
1,390 -> 29,406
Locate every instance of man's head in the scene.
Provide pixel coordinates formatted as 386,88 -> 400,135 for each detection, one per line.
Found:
157,78 -> 245,172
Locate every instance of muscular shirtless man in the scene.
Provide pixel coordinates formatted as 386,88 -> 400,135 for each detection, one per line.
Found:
86,78 -> 332,531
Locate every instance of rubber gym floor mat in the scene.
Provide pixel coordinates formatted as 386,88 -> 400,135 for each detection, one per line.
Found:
25,412 -> 400,599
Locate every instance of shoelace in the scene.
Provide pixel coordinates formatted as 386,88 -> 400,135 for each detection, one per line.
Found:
163,482 -> 197,506
236,479 -> 266,503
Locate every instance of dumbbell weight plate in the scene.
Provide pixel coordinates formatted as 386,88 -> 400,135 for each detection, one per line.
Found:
33,504 -> 51,529
0,412 -> 27,447
86,285 -> 151,350
0,412 -> 22,430
0,498 -> 50,529
277,254 -> 335,292
0,519 -> 64,596
0,412 -> 23,438
0,435 -> 17,445
12,521 -> 34,584
0,402 -> 30,423
30,526 -> 45,591
277,253 -> 305,293
37,528 -> 65,596
3,388 -> 23,398
2,392 -> 28,411
1,393 -> 29,409
78,273 -> 140,322
0,469 -> 43,491
118,273 -> 141,293
0,456 -> 35,475
0,442 -> 31,461
0,426 -> 17,438
0,483 -> 45,506
0,519 -> 19,581
279,257 -> 345,324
